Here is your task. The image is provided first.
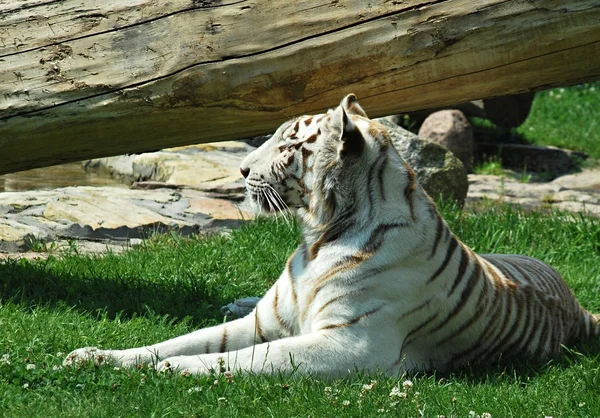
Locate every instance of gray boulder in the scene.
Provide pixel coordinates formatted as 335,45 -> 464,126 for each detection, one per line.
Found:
377,118 -> 469,206
417,109 -> 474,172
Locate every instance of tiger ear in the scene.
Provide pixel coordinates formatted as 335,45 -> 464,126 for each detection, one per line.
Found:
334,100 -> 365,158
340,93 -> 368,118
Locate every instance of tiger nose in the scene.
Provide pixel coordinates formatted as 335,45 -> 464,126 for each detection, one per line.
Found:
240,167 -> 250,178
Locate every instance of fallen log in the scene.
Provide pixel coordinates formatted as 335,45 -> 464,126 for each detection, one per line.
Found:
0,0 -> 598,174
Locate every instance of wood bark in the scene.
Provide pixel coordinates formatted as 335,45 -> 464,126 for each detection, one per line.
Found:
0,0 -> 598,174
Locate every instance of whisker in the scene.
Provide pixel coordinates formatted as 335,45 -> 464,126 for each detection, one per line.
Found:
265,188 -> 280,224
266,184 -> 292,225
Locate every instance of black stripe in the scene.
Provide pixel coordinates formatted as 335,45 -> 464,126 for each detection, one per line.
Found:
449,292 -> 503,364
401,312 -> 439,352
430,262 -> 481,336
506,260 -> 535,286
320,305 -> 384,330
428,215 -> 445,260
477,293 -> 516,361
315,286 -> 372,318
378,157 -> 387,201
366,160 -> 377,213
459,286 -> 512,363
363,222 -> 409,254
437,292 -> 487,348
489,260 -> 519,287
428,237 -> 459,283
520,301 -> 542,353
535,306 -> 550,356
483,294 -> 527,362
447,244 -> 471,296
397,299 -> 431,324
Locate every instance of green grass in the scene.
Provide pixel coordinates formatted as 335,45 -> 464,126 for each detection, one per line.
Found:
472,157 -> 533,183
472,156 -> 506,176
1,208 -> 599,417
472,82 -> 600,162
518,83 -> 600,160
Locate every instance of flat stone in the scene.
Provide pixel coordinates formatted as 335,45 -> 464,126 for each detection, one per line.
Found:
166,141 -> 252,154
184,194 -> 252,221
551,168 -> 600,190
554,201 -> 600,216
43,197 -> 174,230
467,170 -> 600,216
84,142 -> 249,192
0,185 -> 252,253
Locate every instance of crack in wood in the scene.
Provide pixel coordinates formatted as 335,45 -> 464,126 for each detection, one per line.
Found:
0,0 -> 248,59
1,0 -> 457,120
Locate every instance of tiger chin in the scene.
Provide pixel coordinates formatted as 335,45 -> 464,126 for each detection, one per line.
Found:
65,94 -> 599,378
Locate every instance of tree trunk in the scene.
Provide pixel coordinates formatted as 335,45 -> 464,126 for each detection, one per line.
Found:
0,0 -> 598,174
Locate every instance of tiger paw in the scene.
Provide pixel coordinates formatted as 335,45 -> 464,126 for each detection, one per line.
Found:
63,347 -> 107,367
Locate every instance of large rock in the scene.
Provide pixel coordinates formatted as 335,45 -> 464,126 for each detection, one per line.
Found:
377,118 -> 469,205
417,109 -> 474,172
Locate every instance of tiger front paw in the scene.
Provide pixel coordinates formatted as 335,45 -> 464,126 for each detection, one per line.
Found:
63,347 -> 108,367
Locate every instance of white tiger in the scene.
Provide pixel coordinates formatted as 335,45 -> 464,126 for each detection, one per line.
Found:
65,94 -> 599,377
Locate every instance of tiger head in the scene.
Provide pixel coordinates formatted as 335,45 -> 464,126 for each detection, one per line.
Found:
240,94 -> 428,227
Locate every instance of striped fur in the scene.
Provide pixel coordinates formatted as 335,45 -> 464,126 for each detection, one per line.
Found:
65,94 -> 599,377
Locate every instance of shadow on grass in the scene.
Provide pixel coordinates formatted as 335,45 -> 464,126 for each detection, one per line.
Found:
0,256 -> 225,325
444,338 -> 600,384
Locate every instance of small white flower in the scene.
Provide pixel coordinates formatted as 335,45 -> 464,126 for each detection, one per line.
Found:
180,369 -> 191,377
52,365 -> 62,371
362,383 -> 375,391
342,400 -> 351,406
1,354 -> 10,365
187,386 -> 202,394
113,366 -> 121,371
481,413 -> 492,418
468,411 -> 477,418
26,363 -> 36,371
402,380 -> 413,390
218,397 -> 227,403
23,383 -> 29,389
389,386 -> 408,398
324,386 -> 333,395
